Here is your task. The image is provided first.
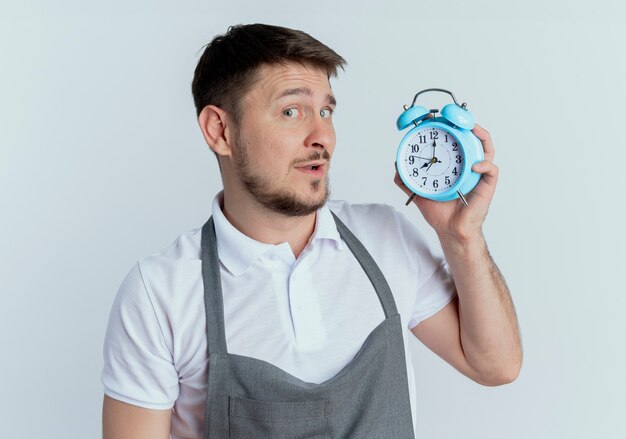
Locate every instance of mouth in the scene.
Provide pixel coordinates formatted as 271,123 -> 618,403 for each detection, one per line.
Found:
295,162 -> 326,177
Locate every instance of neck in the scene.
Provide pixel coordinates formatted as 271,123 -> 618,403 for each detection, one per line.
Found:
221,187 -> 317,259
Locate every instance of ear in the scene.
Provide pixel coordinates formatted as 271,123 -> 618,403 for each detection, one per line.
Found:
197,105 -> 234,157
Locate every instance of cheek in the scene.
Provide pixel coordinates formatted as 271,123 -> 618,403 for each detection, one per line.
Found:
260,126 -> 300,157
247,131 -> 293,176
249,117 -> 283,150
239,123 -> 273,159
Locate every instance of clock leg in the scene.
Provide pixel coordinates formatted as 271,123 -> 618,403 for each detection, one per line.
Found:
405,193 -> 417,206
457,190 -> 469,207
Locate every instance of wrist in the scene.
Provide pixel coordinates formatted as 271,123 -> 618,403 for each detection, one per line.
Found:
436,230 -> 488,263
436,226 -> 484,247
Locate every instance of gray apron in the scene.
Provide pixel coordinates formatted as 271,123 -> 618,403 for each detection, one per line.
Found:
201,211 -> 415,438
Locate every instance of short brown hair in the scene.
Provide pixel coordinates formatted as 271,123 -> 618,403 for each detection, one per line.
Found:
191,23 -> 347,126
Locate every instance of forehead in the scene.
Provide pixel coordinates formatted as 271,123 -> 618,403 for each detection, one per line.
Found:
246,62 -> 333,102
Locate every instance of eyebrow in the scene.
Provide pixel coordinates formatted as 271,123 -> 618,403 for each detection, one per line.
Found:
275,87 -> 337,107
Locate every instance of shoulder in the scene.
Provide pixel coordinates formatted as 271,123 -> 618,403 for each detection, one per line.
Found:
108,225 -> 206,349
325,199 -> 416,260
325,198 -> 438,269
327,199 -> 401,229
115,226 -> 204,316
137,226 -> 203,281
326,198 -> 417,241
143,225 -> 203,263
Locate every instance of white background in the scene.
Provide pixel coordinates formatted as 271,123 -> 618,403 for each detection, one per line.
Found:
1,1 -> 625,438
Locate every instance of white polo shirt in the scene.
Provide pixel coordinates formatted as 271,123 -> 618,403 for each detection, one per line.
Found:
101,191 -> 457,438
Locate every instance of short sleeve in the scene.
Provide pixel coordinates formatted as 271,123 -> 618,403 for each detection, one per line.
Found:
408,259 -> 457,329
101,262 -> 179,409
388,208 -> 457,330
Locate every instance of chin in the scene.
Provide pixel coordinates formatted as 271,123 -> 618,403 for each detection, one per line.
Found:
275,185 -> 330,217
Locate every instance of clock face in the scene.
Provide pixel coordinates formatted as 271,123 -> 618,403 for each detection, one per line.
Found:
399,126 -> 464,194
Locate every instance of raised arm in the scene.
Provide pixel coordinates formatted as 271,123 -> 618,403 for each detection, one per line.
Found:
395,124 -> 522,385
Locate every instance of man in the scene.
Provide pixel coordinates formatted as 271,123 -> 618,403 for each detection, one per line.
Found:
102,23 -> 522,439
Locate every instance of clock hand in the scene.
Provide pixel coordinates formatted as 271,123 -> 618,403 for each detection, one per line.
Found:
424,156 -> 441,172
426,162 -> 434,172
429,139 -> 437,166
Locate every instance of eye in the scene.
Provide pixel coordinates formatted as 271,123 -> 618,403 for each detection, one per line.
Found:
282,107 -> 300,118
320,107 -> 334,118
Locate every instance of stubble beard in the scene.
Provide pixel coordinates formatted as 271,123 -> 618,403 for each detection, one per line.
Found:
232,131 -> 331,217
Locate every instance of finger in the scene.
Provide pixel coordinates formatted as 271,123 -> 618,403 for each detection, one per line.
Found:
471,160 -> 499,187
393,162 -> 414,196
472,124 -> 495,162
394,170 -> 408,190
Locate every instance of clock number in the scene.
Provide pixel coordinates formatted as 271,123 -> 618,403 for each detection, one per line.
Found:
452,167 -> 458,175
452,142 -> 458,151
430,131 -> 439,140
408,156 -> 415,165
410,144 -> 419,153
433,179 -> 439,188
445,134 -> 449,142
418,135 -> 426,144
422,177 -> 427,186
412,168 -> 419,177
455,155 -> 462,164
445,176 -> 450,185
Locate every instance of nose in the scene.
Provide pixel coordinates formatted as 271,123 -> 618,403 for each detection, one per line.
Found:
304,113 -> 335,152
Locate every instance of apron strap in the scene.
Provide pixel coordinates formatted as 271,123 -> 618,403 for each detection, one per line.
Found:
329,211 -> 398,319
201,217 -> 227,356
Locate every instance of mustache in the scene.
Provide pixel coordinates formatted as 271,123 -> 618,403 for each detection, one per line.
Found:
294,149 -> 331,166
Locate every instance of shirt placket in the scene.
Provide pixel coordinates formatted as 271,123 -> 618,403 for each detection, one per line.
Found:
284,243 -> 327,351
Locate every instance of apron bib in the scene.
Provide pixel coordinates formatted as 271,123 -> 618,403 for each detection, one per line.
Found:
201,211 -> 415,438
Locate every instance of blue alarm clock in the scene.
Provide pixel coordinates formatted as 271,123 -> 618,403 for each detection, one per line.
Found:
396,88 -> 484,206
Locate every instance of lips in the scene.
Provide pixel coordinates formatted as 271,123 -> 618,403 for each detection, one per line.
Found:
295,162 -> 326,177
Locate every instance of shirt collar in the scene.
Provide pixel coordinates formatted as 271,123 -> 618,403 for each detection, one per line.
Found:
211,191 -> 344,276
311,201 -> 344,250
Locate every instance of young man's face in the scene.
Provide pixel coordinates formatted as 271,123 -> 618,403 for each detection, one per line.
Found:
229,62 -> 337,217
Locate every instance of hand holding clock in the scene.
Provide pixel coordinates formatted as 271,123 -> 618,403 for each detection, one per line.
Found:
394,124 -> 498,242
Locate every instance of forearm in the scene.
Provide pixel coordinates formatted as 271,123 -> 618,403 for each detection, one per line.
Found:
438,231 -> 522,384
